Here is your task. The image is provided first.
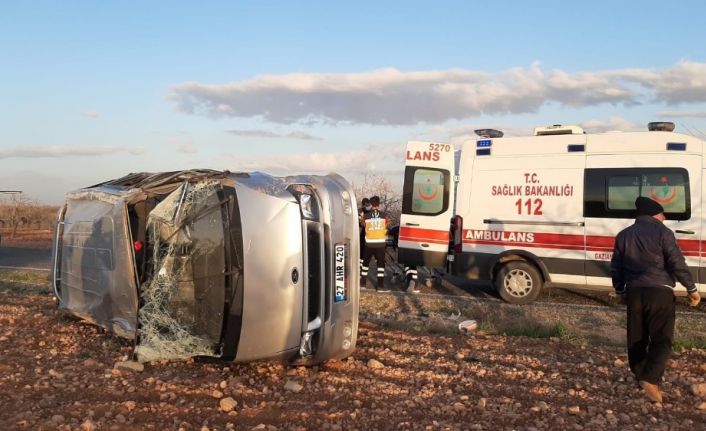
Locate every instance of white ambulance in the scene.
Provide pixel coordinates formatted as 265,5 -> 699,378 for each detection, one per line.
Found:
398,122 -> 705,304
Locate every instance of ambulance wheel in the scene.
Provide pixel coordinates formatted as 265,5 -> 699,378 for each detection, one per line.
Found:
495,261 -> 542,305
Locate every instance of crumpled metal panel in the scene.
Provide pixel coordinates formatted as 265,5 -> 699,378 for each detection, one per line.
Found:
57,195 -> 138,338
231,184 -> 303,361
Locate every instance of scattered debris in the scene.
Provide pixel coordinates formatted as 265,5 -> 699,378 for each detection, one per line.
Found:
458,319 -> 478,334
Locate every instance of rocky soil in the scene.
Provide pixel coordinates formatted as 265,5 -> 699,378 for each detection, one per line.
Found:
1,284 -> 706,430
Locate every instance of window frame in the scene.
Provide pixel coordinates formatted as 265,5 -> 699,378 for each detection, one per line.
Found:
402,166 -> 450,216
584,167 -> 691,220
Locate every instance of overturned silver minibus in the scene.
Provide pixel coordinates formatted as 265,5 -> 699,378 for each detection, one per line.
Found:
52,169 -> 359,364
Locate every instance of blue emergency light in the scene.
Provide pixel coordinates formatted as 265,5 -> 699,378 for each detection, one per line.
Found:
477,139 -> 492,148
666,142 -> 686,151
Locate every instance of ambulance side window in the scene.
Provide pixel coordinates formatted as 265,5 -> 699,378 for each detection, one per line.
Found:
584,168 -> 690,220
402,167 -> 450,216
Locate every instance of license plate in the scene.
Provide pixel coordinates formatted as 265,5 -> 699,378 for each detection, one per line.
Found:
334,244 -> 346,302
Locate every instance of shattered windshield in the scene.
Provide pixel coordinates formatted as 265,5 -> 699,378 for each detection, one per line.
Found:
135,180 -> 227,361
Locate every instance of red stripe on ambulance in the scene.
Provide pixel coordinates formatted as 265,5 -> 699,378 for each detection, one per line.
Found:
399,226 -> 450,245
463,229 -> 703,257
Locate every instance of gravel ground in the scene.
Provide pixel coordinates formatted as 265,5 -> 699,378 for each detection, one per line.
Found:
1,282 -> 706,431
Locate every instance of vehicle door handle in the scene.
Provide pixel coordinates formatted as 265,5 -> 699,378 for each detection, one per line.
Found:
675,230 -> 695,235
420,243 -> 429,248
405,222 -> 420,226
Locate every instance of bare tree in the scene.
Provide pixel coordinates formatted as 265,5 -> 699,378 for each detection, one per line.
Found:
0,195 -> 57,235
0,194 -> 34,237
353,172 -> 402,227
24,201 -> 47,230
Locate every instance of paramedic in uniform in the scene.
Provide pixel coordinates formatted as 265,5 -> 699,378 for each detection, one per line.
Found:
610,196 -> 701,403
361,196 -> 389,292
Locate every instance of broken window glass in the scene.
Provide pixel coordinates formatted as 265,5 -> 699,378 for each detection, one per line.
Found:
135,180 -> 226,362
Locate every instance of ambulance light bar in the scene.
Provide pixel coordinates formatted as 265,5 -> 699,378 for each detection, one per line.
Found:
648,122 -> 675,132
533,124 -> 584,136
474,129 -> 503,138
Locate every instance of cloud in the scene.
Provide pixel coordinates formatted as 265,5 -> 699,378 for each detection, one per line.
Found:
658,110 -> 706,118
227,129 -> 280,138
227,129 -> 323,140
167,61 -> 706,126
0,146 -> 146,159
81,111 -> 99,118
219,142 -> 403,174
579,116 -> 643,133
284,131 -> 322,141
438,117 -> 645,139
615,61 -> 706,104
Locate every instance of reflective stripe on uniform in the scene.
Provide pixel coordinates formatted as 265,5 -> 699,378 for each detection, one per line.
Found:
404,266 -> 418,280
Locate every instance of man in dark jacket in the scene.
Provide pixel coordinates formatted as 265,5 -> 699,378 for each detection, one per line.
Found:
611,196 -> 701,403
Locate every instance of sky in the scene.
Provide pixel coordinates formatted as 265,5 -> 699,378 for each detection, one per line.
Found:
2,0 -> 706,203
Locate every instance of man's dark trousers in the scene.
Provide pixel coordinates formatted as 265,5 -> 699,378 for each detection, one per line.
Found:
627,285 -> 676,384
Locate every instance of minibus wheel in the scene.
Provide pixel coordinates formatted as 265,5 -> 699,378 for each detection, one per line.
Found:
495,261 -> 542,304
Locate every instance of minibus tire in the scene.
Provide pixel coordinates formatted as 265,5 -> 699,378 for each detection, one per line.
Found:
495,261 -> 542,305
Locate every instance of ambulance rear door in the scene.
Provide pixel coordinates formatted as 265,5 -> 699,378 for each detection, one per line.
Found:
398,141 -> 456,268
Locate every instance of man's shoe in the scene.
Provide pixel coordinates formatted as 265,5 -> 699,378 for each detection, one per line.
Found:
406,280 -> 420,294
639,380 -> 663,403
377,286 -> 391,293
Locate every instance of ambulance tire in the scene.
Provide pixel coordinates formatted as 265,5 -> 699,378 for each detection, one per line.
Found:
495,261 -> 543,305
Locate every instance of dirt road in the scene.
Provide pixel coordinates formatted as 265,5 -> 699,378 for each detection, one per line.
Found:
1,281 -> 705,430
